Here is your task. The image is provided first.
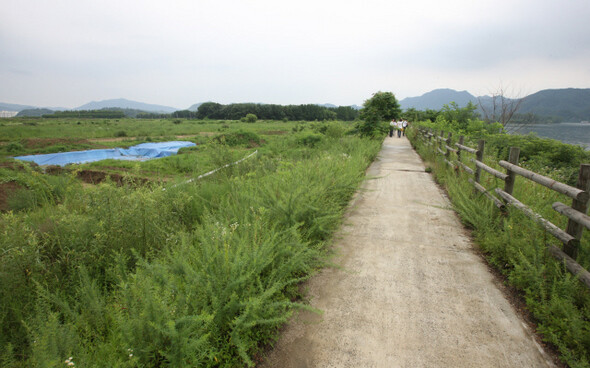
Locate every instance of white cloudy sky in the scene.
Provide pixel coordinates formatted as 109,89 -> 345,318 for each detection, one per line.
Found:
2,0 -> 590,109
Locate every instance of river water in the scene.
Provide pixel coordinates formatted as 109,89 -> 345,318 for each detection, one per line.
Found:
509,122 -> 590,150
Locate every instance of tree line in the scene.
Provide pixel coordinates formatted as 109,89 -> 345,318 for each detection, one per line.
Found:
190,102 -> 359,121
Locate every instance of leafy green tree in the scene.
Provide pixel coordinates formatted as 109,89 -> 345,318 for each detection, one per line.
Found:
358,91 -> 401,137
439,101 -> 479,130
196,102 -> 223,119
245,113 -> 257,123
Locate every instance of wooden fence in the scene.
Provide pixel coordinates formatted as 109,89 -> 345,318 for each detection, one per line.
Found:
416,128 -> 590,288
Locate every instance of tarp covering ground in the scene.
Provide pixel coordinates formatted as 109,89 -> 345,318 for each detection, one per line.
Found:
14,141 -> 196,166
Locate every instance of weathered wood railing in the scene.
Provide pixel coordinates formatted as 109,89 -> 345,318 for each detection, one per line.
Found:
415,128 -> 590,288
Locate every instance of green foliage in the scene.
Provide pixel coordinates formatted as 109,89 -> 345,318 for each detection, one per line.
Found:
214,130 -> 263,147
0,125 -> 382,367
245,113 -> 257,123
195,102 -> 355,121
6,142 -> 23,153
359,91 -> 401,137
296,132 -> 323,148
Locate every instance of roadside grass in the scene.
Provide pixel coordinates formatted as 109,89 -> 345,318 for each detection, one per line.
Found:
409,126 -> 590,368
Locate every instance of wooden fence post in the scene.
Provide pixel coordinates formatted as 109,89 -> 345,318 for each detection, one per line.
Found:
445,132 -> 452,159
504,147 -> 520,196
474,140 -> 485,183
457,136 -> 464,163
564,164 -> 590,258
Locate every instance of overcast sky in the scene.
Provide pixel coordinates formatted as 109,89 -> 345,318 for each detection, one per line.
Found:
2,0 -> 590,109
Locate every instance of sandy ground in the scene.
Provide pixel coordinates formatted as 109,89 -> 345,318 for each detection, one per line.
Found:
261,136 -> 556,368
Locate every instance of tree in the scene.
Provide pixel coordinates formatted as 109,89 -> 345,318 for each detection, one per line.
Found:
245,113 -> 257,123
477,85 -> 525,131
440,101 -> 479,130
358,91 -> 401,137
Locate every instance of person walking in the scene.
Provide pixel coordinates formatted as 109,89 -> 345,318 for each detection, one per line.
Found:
396,120 -> 403,138
402,120 -> 408,137
389,120 -> 395,137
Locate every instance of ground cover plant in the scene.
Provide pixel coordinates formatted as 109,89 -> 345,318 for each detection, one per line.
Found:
0,118 -> 381,367
408,118 -> 590,368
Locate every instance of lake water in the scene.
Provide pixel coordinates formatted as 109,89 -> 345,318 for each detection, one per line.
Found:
509,122 -> 590,150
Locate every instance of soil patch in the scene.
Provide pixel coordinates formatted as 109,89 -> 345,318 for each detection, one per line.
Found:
0,181 -> 24,212
261,130 -> 288,135
77,170 -> 150,186
23,138 -> 91,149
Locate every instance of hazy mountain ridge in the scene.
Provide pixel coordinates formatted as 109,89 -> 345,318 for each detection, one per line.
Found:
518,88 -> 590,122
400,89 -> 476,110
400,88 -> 590,121
75,98 -> 178,113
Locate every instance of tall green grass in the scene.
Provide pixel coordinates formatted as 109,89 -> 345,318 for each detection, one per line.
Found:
0,128 -> 381,367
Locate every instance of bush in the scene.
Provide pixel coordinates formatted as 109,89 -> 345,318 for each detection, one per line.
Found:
297,133 -> 323,148
214,130 -> 263,147
6,142 -> 24,153
245,114 -> 257,123
114,130 -> 127,137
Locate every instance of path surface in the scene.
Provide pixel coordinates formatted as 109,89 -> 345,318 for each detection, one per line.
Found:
261,136 -> 555,367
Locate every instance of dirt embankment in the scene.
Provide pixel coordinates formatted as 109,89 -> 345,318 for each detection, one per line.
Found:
261,136 -> 557,368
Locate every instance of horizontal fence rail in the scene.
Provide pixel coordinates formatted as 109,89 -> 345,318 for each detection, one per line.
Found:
415,127 -> 590,289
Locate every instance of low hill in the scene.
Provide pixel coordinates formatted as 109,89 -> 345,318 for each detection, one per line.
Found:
400,88 -> 590,122
519,88 -> 590,122
16,108 -> 55,117
0,102 -> 36,112
75,98 -> 178,113
400,89 -> 476,110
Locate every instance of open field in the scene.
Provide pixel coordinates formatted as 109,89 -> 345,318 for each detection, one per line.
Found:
0,117 -> 383,367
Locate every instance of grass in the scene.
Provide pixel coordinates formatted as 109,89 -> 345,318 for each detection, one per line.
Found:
0,118 -> 381,367
409,125 -> 590,368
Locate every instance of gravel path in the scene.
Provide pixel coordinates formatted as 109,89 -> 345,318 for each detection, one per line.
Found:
261,136 -> 556,368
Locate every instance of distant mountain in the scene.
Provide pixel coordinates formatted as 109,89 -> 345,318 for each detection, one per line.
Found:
75,98 -> 178,113
17,108 -> 55,117
399,88 -> 590,122
400,89 -> 477,110
518,88 -> 590,122
0,102 -> 36,112
188,102 -> 205,111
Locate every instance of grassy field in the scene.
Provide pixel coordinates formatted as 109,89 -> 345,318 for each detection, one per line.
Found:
0,117 -> 383,367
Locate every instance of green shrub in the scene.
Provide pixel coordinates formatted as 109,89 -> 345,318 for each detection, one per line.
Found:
296,132 -> 323,148
6,142 -> 24,153
214,130 -> 263,147
245,114 -> 257,123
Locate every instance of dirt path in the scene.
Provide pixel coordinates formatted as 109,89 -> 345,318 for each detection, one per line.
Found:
261,136 -> 556,367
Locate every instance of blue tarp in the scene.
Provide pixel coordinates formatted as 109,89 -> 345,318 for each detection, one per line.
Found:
14,141 -> 196,166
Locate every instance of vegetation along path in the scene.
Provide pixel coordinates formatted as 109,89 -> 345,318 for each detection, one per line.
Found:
262,135 -> 556,367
